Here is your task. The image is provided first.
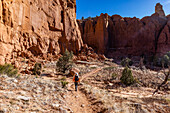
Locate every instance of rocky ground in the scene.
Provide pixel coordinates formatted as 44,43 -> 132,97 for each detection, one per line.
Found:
0,60 -> 169,113
0,74 -> 74,113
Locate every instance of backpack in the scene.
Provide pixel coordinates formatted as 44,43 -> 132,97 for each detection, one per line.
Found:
75,75 -> 79,82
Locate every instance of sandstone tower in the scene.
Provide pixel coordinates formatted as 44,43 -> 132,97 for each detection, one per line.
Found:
155,3 -> 166,18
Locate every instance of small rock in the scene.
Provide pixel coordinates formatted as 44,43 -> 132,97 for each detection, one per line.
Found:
51,104 -> 60,110
59,107 -> 67,113
81,104 -> 85,108
14,106 -> 20,110
2,75 -> 8,78
17,96 -> 31,101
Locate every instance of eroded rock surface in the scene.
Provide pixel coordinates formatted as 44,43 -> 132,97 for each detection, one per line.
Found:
78,3 -> 169,57
0,0 -> 83,65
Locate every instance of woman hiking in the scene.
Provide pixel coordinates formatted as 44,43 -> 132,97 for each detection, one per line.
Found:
73,73 -> 80,91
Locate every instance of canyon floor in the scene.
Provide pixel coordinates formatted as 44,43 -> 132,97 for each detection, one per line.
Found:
0,60 -> 170,113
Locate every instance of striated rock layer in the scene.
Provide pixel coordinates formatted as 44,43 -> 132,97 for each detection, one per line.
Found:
0,0 -> 83,64
78,3 -> 170,57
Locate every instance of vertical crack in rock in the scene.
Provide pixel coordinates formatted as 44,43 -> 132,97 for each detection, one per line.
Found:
155,20 -> 168,54
2,0 -> 6,24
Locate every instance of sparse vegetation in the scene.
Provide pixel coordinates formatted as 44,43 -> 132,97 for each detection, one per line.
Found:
90,66 -> 97,69
161,53 -> 170,68
121,58 -> 133,67
111,73 -> 118,80
103,66 -> 115,70
61,77 -> 66,81
32,63 -> 42,75
0,64 -> 18,77
61,80 -> 68,88
56,49 -> 73,73
120,67 -> 135,86
153,65 -> 170,95
152,52 -> 170,95
153,51 -> 170,67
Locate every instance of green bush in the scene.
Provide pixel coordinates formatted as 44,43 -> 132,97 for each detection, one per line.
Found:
121,58 -> 133,67
32,63 -> 42,75
61,77 -> 66,81
166,51 -> 170,57
120,67 -> 135,86
111,73 -> 118,80
0,64 -> 18,77
162,54 -> 170,68
61,81 -> 68,88
154,51 -> 170,67
103,66 -> 115,70
56,49 -> 73,73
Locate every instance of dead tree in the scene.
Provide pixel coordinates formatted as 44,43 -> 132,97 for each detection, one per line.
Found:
153,65 -> 170,95
139,57 -> 147,73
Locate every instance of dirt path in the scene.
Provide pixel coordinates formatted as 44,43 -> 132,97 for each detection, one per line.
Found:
65,68 -> 102,113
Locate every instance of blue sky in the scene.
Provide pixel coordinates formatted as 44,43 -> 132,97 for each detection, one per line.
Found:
76,0 -> 170,19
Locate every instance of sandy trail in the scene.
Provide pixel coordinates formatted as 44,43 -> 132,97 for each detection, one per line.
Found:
65,68 -> 102,113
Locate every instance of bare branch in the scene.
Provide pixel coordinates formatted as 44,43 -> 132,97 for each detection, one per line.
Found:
153,66 -> 170,95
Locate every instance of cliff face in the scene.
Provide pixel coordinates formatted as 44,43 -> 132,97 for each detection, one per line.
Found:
78,3 -> 170,57
78,14 -> 109,54
0,0 -> 83,64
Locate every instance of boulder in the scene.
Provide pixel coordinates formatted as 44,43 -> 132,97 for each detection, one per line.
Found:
99,54 -> 106,60
69,68 -> 80,76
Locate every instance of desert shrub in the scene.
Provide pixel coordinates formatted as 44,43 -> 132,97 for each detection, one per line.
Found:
0,64 -> 18,77
120,67 -> 135,86
166,51 -> 170,57
61,80 -> 68,88
61,77 -> 66,81
111,73 -> 118,80
161,54 -> 170,68
103,66 -> 115,70
32,63 -> 42,75
121,58 -> 133,67
56,49 -> 73,73
153,51 -> 170,67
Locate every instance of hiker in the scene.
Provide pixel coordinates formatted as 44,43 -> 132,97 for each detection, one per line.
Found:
73,73 -> 80,91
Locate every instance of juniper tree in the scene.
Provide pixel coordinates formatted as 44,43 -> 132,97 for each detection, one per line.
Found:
32,63 -> 42,75
56,49 -> 73,73
120,67 -> 135,86
153,51 -> 170,95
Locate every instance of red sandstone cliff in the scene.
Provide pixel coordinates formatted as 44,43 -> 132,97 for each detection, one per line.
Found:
78,3 -> 170,57
0,0 -> 83,64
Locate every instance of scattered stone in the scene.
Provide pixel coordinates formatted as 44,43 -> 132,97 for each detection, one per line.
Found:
81,104 -> 85,108
17,96 -> 31,102
51,104 -> 60,110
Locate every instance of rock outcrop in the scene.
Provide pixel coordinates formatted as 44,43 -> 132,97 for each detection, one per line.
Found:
155,3 -> 166,18
78,3 -> 169,57
0,0 -> 83,65
157,16 -> 170,55
78,14 -> 109,54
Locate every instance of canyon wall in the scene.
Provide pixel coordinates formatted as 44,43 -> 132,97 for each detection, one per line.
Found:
0,0 -> 83,64
78,3 -> 170,57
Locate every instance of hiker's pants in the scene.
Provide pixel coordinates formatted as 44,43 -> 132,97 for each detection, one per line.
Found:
74,82 -> 78,91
